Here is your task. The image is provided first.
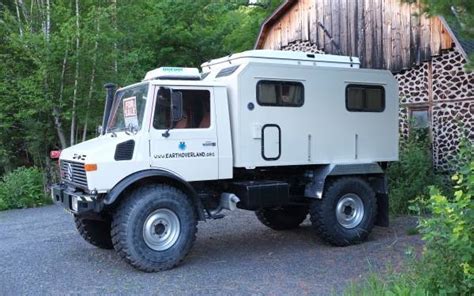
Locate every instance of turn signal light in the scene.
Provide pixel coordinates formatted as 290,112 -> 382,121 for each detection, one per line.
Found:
84,163 -> 98,172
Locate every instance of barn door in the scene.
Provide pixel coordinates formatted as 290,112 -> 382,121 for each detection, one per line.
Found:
261,124 -> 281,160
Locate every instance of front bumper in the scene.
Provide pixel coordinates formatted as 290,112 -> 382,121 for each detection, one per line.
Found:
51,184 -> 102,214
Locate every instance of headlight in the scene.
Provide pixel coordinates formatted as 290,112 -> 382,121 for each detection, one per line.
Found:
71,196 -> 79,212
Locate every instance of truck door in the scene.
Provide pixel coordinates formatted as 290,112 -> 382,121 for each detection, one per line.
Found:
149,86 -> 219,181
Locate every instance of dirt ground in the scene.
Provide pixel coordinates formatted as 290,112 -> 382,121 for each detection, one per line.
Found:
0,205 -> 423,295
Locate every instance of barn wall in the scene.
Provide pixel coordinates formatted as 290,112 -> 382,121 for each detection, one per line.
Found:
258,0 -> 454,73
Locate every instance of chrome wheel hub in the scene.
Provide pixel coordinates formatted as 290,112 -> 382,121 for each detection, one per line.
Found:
143,209 -> 180,251
336,194 -> 364,229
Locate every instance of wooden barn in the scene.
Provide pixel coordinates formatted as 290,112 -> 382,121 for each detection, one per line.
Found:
255,0 -> 473,171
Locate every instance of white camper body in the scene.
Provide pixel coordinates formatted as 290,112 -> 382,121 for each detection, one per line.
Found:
201,50 -> 398,169
51,50 -> 399,273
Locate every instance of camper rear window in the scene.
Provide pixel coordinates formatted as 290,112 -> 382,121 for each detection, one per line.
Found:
257,81 -> 304,107
346,85 -> 385,112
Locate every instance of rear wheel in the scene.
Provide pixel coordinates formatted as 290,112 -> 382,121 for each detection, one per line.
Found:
74,216 -> 113,249
310,177 -> 377,246
111,184 -> 197,272
255,206 -> 308,230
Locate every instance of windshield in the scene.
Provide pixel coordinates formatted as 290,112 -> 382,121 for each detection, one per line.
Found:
107,83 -> 149,133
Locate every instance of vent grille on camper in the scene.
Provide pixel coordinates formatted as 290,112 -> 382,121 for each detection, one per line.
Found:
61,160 -> 88,189
114,140 -> 135,161
216,65 -> 240,78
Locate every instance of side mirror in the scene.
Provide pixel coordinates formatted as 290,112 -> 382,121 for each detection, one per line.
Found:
96,125 -> 103,135
171,91 -> 183,122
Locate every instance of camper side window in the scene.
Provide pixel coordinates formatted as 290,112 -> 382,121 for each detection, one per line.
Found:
257,81 -> 304,107
346,85 -> 385,112
153,89 -> 211,129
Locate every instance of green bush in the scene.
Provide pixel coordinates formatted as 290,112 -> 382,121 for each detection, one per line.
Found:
343,273 -> 428,296
387,130 -> 444,214
345,159 -> 474,295
0,166 -> 50,210
414,161 -> 473,295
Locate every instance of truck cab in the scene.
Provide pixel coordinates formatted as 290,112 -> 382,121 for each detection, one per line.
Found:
51,50 -> 398,272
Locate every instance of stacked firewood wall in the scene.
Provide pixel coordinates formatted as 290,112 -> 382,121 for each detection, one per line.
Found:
281,41 -> 325,54
396,47 -> 473,171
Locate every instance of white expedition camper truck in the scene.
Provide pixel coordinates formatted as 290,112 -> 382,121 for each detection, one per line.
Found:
51,50 -> 398,272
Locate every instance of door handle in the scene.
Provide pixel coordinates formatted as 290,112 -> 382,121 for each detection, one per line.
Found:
202,141 -> 216,147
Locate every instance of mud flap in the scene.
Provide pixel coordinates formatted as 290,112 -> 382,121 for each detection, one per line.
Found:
375,193 -> 389,227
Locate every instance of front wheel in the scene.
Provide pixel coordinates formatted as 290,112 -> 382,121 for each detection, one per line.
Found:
310,177 -> 377,246
111,184 -> 197,272
74,216 -> 113,249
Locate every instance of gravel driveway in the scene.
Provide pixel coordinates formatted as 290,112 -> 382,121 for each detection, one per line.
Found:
0,205 -> 422,296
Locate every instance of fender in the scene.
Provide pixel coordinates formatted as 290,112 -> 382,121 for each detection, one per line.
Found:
304,163 -> 385,199
103,169 -> 205,220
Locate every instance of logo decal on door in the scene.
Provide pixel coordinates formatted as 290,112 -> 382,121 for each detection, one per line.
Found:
178,142 -> 186,151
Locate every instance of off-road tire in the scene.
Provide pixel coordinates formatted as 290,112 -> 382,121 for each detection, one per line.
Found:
310,177 -> 377,246
255,206 -> 308,230
74,216 -> 114,249
111,184 -> 197,272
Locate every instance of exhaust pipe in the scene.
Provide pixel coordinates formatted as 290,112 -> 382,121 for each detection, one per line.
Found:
101,83 -> 116,135
209,193 -> 240,217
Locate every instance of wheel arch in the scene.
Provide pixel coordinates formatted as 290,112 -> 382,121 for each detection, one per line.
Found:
103,169 -> 206,221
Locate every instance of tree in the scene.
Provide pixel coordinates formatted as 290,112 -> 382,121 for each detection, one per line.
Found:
0,0 -> 281,175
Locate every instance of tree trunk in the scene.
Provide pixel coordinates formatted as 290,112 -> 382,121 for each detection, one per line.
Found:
82,19 -> 100,142
17,0 -> 30,29
45,0 -> 50,42
14,0 -> 23,37
53,45 -> 69,149
112,0 -> 118,74
70,0 -> 80,146
53,107 -> 67,149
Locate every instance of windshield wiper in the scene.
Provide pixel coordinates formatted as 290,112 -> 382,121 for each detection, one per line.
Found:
107,127 -> 121,137
124,124 -> 139,135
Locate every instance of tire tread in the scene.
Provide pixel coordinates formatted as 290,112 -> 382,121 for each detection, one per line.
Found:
310,177 -> 376,246
74,217 -> 114,249
111,184 -> 197,272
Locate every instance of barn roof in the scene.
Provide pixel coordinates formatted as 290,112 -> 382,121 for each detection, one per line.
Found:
255,0 -> 298,49
255,0 -> 472,70
440,17 -> 474,57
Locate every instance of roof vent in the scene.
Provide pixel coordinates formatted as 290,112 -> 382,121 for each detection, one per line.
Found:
143,67 -> 201,81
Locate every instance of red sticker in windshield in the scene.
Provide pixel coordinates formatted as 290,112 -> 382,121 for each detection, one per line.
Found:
123,97 -> 137,117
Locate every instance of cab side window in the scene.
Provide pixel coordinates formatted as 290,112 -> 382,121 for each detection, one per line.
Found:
153,89 -> 211,129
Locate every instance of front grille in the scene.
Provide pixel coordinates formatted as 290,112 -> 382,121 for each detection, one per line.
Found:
61,160 -> 88,188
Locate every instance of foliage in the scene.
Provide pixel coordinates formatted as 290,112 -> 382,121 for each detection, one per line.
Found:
387,129 -> 444,214
414,161 -> 474,295
0,0 -> 280,175
0,166 -> 50,211
343,273 -> 429,296
346,157 -> 474,295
